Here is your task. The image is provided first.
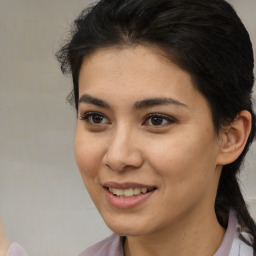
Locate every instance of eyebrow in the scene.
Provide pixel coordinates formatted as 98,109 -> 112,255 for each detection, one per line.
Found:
78,94 -> 188,109
133,97 -> 188,110
79,94 -> 111,108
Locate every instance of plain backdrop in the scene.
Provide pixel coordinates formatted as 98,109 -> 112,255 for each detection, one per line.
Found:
0,0 -> 255,255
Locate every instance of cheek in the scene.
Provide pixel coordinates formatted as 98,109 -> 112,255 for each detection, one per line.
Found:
74,129 -> 105,180
144,136 -> 192,173
145,137 -> 218,218
145,130 -> 219,185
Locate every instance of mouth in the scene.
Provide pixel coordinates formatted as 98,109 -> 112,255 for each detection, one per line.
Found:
103,182 -> 157,209
105,186 -> 156,198
103,182 -> 157,198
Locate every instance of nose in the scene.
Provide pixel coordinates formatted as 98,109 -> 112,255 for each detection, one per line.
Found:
103,126 -> 144,172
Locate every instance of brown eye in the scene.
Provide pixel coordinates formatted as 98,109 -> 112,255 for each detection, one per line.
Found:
151,116 -> 164,126
80,112 -> 110,125
143,113 -> 176,127
91,114 -> 104,123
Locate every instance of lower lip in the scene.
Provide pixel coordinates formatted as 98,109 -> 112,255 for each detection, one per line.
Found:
104,188 -> 156,209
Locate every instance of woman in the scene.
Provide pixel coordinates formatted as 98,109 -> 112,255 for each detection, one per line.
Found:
57,0 -> 256,255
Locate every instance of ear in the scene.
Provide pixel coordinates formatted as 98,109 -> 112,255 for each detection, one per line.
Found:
217,110 -> 252,165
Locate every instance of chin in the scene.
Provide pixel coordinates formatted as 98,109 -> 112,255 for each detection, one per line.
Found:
103,214 -> 151,236
108,225 -> 147,237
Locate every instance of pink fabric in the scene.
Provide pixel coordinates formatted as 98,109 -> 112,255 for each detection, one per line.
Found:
5,243 -> 27,256
214,211 -> 236,256
79,233 -> 123,256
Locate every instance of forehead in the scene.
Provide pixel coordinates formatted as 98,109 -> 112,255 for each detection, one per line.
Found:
78,45 -> 205,109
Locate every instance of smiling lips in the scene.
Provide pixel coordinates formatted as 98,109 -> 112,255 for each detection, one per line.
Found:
103,182 -> 156,209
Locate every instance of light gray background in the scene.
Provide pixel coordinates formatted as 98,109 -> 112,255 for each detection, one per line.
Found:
0,1 -> 255,255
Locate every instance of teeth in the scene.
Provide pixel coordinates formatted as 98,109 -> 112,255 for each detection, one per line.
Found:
108,187 -> 151,197
112,188 -> 124,196
124,188 -> 133,197
141,188 -> 147,193
133,188 -> 141,195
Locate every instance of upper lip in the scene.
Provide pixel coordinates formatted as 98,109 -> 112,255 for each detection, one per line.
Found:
103,181 -> 156,190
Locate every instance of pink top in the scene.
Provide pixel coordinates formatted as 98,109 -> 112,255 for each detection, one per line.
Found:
79,211 -> 254,256
5,243 -> 27,256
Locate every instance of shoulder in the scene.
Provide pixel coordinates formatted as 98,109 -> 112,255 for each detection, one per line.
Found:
79,233 -> 124,256
5,243 -> 27,256
215,210 -> 255,256
230,236 -> 254,256
226,210 -> 255,256
230,225 -> 255,256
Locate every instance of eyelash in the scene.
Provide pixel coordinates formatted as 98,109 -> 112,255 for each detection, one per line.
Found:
79,112 -> 176,127
80,112 -> 110,125
143,113 -> 176,127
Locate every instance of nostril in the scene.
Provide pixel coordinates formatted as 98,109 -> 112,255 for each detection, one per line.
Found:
104,152 -> 144,172
102,133 -> 144,172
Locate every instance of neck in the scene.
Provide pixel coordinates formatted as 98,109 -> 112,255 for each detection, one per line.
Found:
124,209 -> 225,256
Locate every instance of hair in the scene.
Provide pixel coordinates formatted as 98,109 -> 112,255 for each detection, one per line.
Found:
56,0 -> 256,249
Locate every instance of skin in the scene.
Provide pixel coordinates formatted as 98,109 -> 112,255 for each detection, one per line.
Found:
75,45 -> 250,256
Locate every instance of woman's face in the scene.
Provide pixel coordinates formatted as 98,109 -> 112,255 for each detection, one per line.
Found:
75,45 -> 223,236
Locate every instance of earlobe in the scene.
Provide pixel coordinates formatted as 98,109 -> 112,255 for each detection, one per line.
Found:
217,110 -> 251,165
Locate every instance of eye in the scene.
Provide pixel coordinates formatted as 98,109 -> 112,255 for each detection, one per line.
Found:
143,113 -> 176,127
80,112 -> 110,125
